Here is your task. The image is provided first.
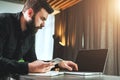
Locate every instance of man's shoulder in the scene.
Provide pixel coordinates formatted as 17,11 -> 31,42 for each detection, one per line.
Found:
0,12 -> 22,21
0,12 -> 22,26
0,13 -> 13,18
0,12 -> 19,20
0,12 -> 21,32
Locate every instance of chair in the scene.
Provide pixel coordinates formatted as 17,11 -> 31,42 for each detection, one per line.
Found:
75,49 -> 108,72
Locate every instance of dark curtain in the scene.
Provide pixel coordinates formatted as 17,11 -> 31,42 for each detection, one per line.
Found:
55,0 -> 120,75
54,2 -> 83,61
83,0 -> 120,75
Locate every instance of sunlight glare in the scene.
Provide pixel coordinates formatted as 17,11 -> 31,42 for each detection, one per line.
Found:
116,0 -> 120,12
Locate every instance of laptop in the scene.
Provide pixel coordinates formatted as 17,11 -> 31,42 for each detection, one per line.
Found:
75,49 -> 108,73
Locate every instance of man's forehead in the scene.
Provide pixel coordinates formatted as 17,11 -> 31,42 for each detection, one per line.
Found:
39,8 -> 48,18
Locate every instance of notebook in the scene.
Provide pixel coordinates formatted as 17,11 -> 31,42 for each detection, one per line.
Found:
75,49 -> 108,73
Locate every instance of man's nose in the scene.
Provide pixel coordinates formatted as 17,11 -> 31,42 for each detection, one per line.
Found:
42,21 -> 45,27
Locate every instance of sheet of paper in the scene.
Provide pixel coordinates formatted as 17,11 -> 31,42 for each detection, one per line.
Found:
50,58 -> 63,65
28,71 -> 64,76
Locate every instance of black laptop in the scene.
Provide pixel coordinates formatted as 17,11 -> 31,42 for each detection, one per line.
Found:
75,49 -> 108,73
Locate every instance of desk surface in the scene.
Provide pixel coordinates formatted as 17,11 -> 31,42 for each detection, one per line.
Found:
20,71 -> 120,80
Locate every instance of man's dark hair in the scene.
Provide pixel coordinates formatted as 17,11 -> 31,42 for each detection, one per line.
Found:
22,0 -> 54,14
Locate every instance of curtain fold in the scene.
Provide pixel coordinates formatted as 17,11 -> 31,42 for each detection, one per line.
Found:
55,2 -> 83,61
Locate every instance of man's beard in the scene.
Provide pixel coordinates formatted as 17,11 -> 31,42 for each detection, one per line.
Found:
26,15 -> 40,35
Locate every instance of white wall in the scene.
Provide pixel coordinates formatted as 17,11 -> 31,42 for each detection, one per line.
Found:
0,1 -> 55,60
0,1 -> 23,13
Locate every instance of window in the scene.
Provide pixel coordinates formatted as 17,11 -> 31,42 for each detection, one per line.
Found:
35,15 -> 55,60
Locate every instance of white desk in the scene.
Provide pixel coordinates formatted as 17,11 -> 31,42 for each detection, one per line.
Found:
20,72 -> 120,80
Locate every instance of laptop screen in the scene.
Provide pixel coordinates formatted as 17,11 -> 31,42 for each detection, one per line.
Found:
75,49 -> 108,72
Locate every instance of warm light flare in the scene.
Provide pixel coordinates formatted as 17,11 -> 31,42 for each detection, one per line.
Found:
58,23 -> 62,37
59,41 -> 65,46
116,0 -> 120,13
59,35 -> 65,46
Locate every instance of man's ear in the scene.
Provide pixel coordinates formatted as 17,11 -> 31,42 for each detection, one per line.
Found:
27,8 -> 34,18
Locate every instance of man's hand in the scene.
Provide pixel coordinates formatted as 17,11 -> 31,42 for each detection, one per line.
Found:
28,60 -> 54,73
58,60 -> 78,71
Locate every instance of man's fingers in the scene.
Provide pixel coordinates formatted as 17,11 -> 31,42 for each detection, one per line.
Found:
42,62 -> 55,72
43,62 -> 54,67
74,63 -> 78,71
70,62 -> 78,71
64,64 -> 73,71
